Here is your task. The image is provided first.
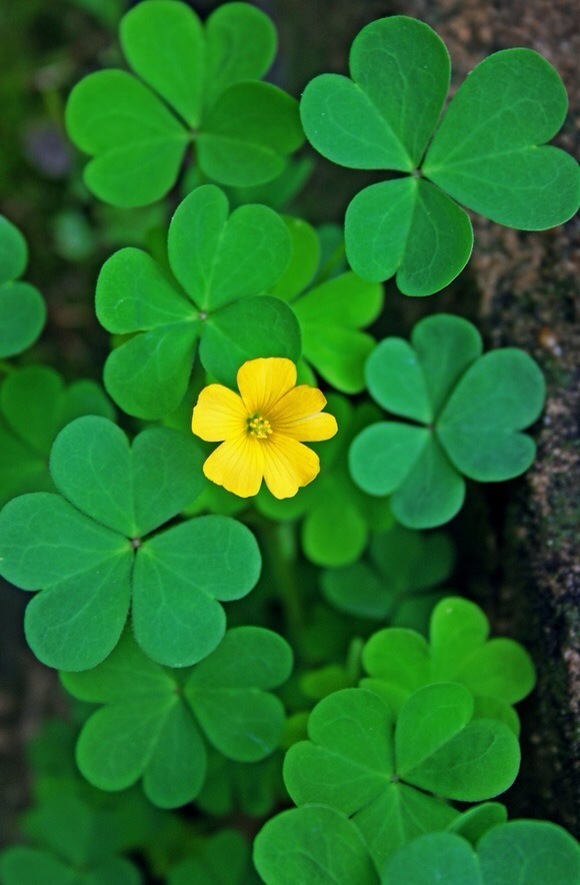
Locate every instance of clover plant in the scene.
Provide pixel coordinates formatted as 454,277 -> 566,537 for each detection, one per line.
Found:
300,16 -> 580,295
66,1 -> 304,206
1,3 -> 578,883
349,314 -> 546,527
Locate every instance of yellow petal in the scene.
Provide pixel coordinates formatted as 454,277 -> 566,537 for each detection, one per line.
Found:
262,433 -> 320,499
203,434 -> 264,497
192,384 -> 247,441
237,358 -> 297,415
270,386 -> 338,441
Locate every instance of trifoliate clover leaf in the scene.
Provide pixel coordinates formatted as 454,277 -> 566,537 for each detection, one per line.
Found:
383,823 -> 580,885
300,16 -> 579,295
322,524 -> 454,628
256,395 -> 393,567
0,366 -> 114,508
96,184 -> 299,419
0,215 -> 46,358
0,415 -> 261,670
284,686 -> 520,867
0,795 -> 141,885
270,218 -> 384,393
65,0 -> 304,207
361,597 -> 535,718
60,627 -> 292,809
168,830 -> 254,885
254,805 -> 379,885
446,803 -> 508,846
349,314 -> 545,528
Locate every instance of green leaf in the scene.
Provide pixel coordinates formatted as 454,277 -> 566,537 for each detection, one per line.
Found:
345,178 -> 473,295
97,186 -> 292,418
366,338 -> 432,423
168,185 -> 291,312
0,216 -> 46,359
349,422 -> 430,496
120,0 -> 204,127
384,822 -> 580,884
448,803 -> 508,846
0,419 -> 261,669
300,17 -> 450,170
411,314 -> 482,416
284,688 -> 459,866
269,217 -> 320,302
133,517 -> 261,667
62,628 -> 290,807
390,436 -> 466,529
423,50 -> 580,229
362,596 -> 535,715
185,626 -> 293,760
66,70 -> 189,207
200,295 -> 301,387
384,832 -> 482,884
322,525 -> 454,622
203,2 -> 277,107
0,214 -> 28,284
254,805 -> 378,885
0,367 -> 114,507
478,820 -> 580,884
437,349 -> 546,481
49,417 -> 204,537
198,82 -> 304,187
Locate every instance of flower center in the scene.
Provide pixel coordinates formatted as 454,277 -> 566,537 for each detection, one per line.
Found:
247,414 -> 272,439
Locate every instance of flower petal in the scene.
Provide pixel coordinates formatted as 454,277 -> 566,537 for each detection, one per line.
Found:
262,433 -> 320,499
237,358 -> 297,415
270,386 -> 338,441
192,384 -> 247,441
203,434 -> 264,497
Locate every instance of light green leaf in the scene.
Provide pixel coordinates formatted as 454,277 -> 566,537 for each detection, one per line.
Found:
366,338 -> 432,423
349,422 -> 430,496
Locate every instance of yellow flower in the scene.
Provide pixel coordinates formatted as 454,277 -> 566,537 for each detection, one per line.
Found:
191,358 -> 338,499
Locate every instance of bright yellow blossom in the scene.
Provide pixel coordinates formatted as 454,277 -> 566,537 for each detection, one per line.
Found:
191,358 -> 338,499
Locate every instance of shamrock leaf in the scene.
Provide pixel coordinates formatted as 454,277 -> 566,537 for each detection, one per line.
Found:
0,416 -> 261,670
270,218 -> 384,393
383,822 -> 580,884
322,524 -> 454,629
60,627 -> 292,808
361,596 -> 535,718
349,314 -> 545,528
97,185 -> 299,419
284,686 -> 520,867
0,366 -> 114,508
0,215 -> 46,358
256,395 -> 393,567
0,795 -> 140,885
66,1 -> 304,207
254,805 -> 378,885
300,17 -> 579,295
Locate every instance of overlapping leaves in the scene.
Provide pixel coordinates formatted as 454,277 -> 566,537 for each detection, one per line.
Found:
0,795 -> 141,885
255,810 -> 580,885
60,627 -> 292,808
0,366 -> 114,507
96,184 -> 300,418
0,215 -> 46,358
0,416 -> 261,670
283,685 -> 520,867
270,218 -> 383,393
361,597 -> 535,719
66,0 -> 304,206
349,314 -> 545,528
300,16 -> 579,295
257,395 -> 393,567
322,524 -> 454,628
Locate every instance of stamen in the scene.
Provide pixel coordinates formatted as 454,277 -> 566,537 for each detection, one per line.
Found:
247,414 -> 273,439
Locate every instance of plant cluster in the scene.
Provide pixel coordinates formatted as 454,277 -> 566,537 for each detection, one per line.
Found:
0,3 -> 579,884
